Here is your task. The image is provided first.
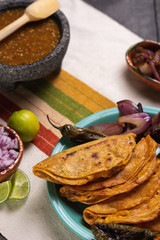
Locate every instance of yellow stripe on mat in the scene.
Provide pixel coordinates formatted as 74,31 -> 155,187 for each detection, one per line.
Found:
46,70 -> 116,113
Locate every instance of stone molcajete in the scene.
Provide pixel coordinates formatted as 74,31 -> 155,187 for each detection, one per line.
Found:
0,0 -> 70,91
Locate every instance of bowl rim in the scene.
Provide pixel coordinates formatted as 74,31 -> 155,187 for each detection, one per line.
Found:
0,0 -> 70,68
125,40 -> 160,56
125,40 -> 160,87
0,124 -> 24,182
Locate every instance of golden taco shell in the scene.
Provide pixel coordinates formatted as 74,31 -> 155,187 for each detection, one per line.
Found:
83,185 -> 160,226
100,161 -> 160,211
60,135 -> 157,203
60,136 -> 148,192
33,133 -> 136,185
83,158 -> 160,225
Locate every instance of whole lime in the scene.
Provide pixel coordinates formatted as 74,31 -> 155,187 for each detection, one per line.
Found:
8,110 -> 40,142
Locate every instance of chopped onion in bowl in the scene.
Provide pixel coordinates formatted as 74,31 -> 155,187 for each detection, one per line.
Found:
0,126 -> 19,172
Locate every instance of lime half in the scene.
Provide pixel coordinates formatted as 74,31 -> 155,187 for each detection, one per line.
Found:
9,169 -> 30,200
0,180 -> 12,204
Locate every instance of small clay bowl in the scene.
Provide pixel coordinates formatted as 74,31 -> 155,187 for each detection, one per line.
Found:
0,124 -> 24,182
126,40 -> 160,91
0,0 -> 70,92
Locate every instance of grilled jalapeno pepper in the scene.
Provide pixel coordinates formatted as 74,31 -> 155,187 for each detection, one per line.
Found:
91,223 -> 159,240
47,115 -> 106,143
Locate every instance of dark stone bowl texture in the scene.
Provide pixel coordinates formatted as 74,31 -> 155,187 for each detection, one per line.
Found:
0,0 -> 70,91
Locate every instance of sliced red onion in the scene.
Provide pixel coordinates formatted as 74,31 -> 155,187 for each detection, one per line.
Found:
117,100 -> 143,116
132,47 -> 160,81
148,60 -> 160,81
142,48 -> 154,59
132,47 -> 154,66
117,112 -> 152,135
88,122 -> 123,136
0,126 -> 19,172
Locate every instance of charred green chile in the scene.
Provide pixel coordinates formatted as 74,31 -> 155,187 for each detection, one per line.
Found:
47,115 -> 106,143
91,223 -> 159,240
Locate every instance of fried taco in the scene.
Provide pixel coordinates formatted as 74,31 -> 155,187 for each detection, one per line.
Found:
60,135 -> 157,203
33,133 -> 136,185
83,185 -> 160,226
98,161 -> 160,211
83,158 -> 160,225
60,137 -> 148,192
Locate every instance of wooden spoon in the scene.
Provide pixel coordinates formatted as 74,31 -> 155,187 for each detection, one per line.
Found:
0,0 -> 60,41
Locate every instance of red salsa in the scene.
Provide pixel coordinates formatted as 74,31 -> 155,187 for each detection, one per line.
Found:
0,8 -> 61,65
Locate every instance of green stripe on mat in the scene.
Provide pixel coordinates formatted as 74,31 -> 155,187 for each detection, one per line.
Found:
22,79 -> 93,123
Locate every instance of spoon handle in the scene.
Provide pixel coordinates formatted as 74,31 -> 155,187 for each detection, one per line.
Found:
0,13 -> 30,42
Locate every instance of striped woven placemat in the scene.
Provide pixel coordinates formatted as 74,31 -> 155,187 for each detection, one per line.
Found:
0,69 -> 116,156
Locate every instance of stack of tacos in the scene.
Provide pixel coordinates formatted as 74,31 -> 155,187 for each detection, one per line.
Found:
33,132 -> 160,234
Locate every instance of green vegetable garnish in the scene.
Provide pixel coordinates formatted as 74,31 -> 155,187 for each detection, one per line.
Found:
91,223 -> 159,240
47,115 -> 106,143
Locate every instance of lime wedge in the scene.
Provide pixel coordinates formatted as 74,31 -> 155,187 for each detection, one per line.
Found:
9,169 -> 30,200
0,180 -> 12,204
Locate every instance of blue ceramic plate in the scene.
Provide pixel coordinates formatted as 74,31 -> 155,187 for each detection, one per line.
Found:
47,106 -> 160,240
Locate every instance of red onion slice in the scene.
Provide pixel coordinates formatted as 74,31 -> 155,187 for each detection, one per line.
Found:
117,99 -> 143,116
88,122 -> 123,136
132,47 -> 160,81
148,60 -> 160,81
117,112 -> 152,135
